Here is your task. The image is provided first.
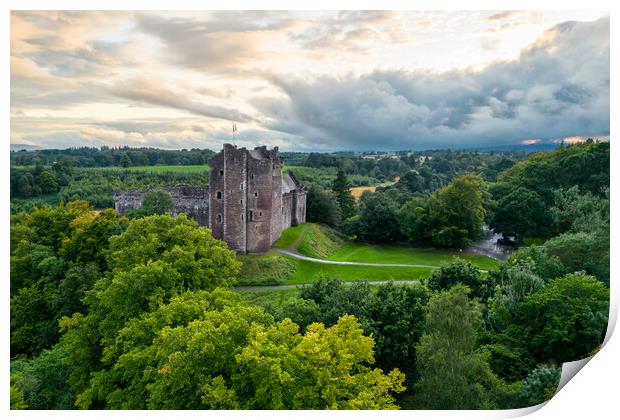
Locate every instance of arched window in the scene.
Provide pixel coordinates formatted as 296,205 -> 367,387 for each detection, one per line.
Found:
216,214 -> 222,224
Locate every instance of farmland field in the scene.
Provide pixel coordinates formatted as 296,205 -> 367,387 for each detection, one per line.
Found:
83,165 -> 210,173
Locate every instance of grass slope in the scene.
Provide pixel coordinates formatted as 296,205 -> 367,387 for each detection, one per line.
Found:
284,257 -> 431,284
328,243 -> 500,271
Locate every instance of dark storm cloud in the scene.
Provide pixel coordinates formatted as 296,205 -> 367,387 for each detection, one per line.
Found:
257,17 -> 609,150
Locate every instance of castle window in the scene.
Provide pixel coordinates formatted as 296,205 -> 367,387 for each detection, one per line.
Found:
216,191 -> 222,199
259,211 -> 262,217
250,174 -> 254,180
254,192 -> 259,197
241,214 -> 244,221
216,214 -> 222,224
240,183 -> 243,190
249,211 -> 253,221
219,170 -> 224,176
240,199 -> 243,205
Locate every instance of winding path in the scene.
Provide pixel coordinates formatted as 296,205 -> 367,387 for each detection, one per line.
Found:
236,248 -> 490,291
274,248 -> 488,272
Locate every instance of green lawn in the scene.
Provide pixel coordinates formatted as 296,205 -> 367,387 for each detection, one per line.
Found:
328,243 -> 500,271
83,165 -> 210,173
273,224 -> 307,249
284,256 -> 432,284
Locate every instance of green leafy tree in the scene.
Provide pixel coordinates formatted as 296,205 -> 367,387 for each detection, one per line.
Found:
74,290 -> 404,409
141,190 -> 174,215
428,174 -> 487,247
490,187 -> 552,243
415,285 -> 521,409
59,215 -> 241,399
427,259 -> 490,301
306,186 -> 342,228
519,366 -> 561,407
398,196 -> 431,245
120,153 -> 131,168
356,191 -> 403,243
10,344 -> 75,409
38,170 -> 59,194
512,273 -> 609,363
332,170 -> 357,219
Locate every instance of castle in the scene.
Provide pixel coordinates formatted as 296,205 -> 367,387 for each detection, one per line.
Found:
113,144 -> 307,254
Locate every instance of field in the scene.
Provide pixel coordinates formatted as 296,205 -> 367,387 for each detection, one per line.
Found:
83,165 -> 210,173
283,257 -> 431,284
328,243 -> 500,271
255,223 -> 499,285
350,176 -> 400,200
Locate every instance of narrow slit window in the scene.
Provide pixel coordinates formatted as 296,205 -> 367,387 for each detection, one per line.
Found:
216,214 -> 222,224
219,170 -> 224,176
249,211 -> 253,221
254,192 -> 258,197
216,191 -> 222,199
259,211 -> 262,217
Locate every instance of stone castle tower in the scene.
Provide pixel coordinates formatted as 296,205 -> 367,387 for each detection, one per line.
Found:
113,144 -> 306,254
208,144 -> 306,254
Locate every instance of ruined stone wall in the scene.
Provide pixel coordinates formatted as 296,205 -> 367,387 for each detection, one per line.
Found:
113,186 -> 210,226
168,186 -> 209,226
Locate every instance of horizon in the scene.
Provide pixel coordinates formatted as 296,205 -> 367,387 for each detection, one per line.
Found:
11,11 -> 610,152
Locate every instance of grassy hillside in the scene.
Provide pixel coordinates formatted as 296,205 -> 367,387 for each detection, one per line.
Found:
274,223 -> 344,259
328,243 -> 500,271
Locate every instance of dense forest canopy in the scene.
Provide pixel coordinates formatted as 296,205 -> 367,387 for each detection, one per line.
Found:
10,140 -> 610,410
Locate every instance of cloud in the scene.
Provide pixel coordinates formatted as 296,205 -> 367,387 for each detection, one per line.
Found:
257,17 -> 609,150
108,76 -> 253,122
134,12 -> 292,73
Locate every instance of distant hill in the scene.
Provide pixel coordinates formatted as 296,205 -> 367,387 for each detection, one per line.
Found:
466,143 -> 560,153
10,143 -> 41,151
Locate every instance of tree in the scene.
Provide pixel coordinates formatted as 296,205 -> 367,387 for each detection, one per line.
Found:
120,153 -> 131,168
306,186 -> 342,228
59,215 -> 241,399
490,187 -> 552,243
512,273 -> 609,363
16,174 -> 33,197
356,191 -> 402,243
38,170 -> 59,194
332,170 -> 357,219
428,174 -> 486,247
141,190 -> 174,215
10,344 -> 75,409
398,196 -> 430,245
427,259 -> 490,301
415,285 -> 521,409
518,366 -> 561,407
73,290 -> 404,409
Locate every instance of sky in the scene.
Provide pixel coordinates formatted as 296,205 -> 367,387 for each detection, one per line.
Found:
10,10 -> 610,151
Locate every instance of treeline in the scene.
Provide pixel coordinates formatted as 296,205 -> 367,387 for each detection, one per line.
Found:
11,146 -> 215,168
11,167 -> 209,212
300,149 -> 527,183
306,141 -> 609,258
